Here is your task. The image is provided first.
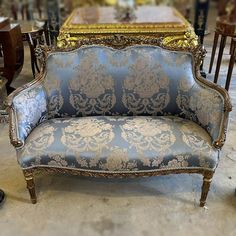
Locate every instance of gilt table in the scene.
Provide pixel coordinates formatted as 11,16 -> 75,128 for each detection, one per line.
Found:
57,6 -> 199,51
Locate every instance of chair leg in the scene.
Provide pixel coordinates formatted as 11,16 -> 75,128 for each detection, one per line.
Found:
209,31 -> 219,74
23,170 -> 37,204
200,172 -> 214,207
229,38 -> 234,55
214,35 -> 227,84
225,38 -> 236,91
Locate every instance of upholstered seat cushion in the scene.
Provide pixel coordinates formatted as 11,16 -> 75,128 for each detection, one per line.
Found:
17,116 -> 219,172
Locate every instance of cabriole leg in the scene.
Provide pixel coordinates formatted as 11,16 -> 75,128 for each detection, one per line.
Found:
200,172 -> 214,207
23,170 -> 37,204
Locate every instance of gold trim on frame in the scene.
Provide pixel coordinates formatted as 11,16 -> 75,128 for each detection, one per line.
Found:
57,7 -> 198,50
22,166 -> 214,206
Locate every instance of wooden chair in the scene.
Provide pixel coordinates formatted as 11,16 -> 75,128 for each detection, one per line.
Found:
208,15 -> 236,90
225,37 -> 236,90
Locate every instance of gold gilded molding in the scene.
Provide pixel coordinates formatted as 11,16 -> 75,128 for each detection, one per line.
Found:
57,32 -> 198,52
24,166 -> 214,179
162,29 -> 198,51
57,33 -> 78,49
57,6 -> 197,50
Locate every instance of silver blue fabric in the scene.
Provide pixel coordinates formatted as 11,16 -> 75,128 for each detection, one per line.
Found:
12,84 -> 47,143
11,45 -> 226,172
43,46 -> 225,142
17,116 -> 219,171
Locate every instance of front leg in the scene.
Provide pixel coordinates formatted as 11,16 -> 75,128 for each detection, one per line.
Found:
23,170 -> 37,204
200,171 -> 214,207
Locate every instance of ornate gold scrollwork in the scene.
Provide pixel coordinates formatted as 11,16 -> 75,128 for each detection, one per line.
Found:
35,45 -> 53,71
25,166 -> 213,179
57,33 -> 79,49
162,29 -> 199,51
57,26 -> 199,52
57,32 -> 199,51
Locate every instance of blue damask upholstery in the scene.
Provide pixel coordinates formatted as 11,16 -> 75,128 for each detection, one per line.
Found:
9,45 -> 229,173
43,46 -> 225,143
11,84 -> 48,144
17,116 -> 219,171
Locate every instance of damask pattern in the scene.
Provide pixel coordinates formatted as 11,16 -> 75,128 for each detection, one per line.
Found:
122,50 -> 170,115
61,118 -> 114,153
69,50 -> 116,115
121,117 -> 176,153
20,123 -> 56,156
17,116 -> 219,171
12,85 -> 48,142
176,77 -> 224,141
41,45 -> 225,143
43,73 -> 64,118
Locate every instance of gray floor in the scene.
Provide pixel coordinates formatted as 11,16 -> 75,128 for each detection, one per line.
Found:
0,5 -> 236,236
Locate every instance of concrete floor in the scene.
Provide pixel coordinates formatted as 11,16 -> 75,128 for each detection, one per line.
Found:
0,5 -> 236,236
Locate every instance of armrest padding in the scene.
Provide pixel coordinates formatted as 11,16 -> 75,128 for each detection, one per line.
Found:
9,84 -> 48,147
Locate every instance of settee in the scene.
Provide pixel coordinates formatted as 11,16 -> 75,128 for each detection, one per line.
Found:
7,39 -> 232,206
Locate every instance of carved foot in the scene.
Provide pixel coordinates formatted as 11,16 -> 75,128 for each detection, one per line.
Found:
23,170 -> 37,204
200,172 -> 214,207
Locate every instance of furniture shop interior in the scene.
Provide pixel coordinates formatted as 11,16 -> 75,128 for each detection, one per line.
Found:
0,1 -> 235,236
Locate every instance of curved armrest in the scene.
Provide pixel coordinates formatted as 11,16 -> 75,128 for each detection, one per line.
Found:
7,83 -> 48,148
177,76 -> 232,149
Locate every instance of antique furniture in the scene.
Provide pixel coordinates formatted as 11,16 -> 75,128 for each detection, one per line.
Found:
0,189 -> 5,204
194,0 -> 209,46
18,20 -> 46,77
0,17 -> 24,94
225,37 -> 236,90
208,15 -> 236,90
194,0 -> 210,74
7,36 -> 232,206
0,76 -> 8,123
47,0 -> 61,43
57,6 -> 198,50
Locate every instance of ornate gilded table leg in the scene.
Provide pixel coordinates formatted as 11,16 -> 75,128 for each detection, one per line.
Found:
23,170 -> 37,204
194,0 -> 210,75
200,171 -> 214,207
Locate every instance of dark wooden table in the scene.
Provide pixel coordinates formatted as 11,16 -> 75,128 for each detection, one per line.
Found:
0,17 -> 24,94
14,20 -> 46,77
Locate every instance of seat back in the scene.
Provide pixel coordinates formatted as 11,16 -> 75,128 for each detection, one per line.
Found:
43,45 -> 195,117
43,45 -> 225,142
